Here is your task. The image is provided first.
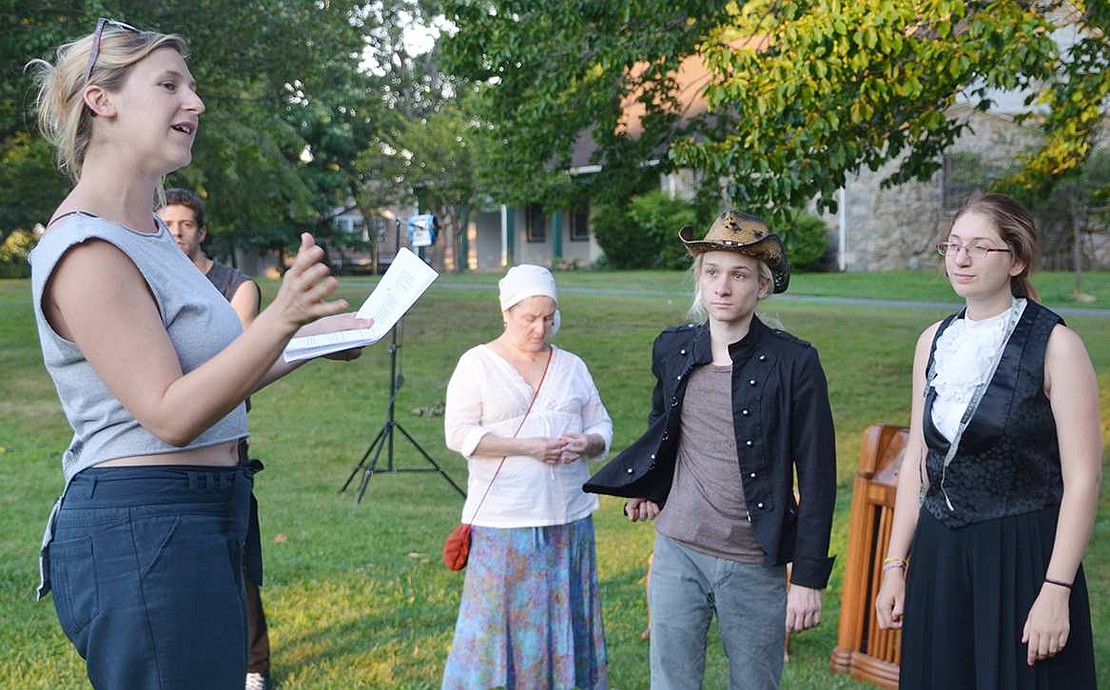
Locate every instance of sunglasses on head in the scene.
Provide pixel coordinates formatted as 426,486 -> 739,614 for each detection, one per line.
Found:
85,17 -> 143,84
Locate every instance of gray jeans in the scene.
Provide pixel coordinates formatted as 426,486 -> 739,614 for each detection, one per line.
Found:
649,532 -> 786,690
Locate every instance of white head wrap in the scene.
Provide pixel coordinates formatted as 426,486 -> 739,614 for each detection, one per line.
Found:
498,264 -> 560,336
499,264 -> 557,310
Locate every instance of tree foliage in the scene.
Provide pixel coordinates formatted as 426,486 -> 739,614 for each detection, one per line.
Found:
439,0 -> 1110,233
356,90 -> 480,271
1021,150 -> 1110,289
0,2 -> 74,246
1,1 -> 437,262
440,0 -> 738,211
1006,2 -> 1110,194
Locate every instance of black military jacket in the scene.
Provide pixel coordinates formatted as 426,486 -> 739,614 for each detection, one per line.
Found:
584,317 -> 837,588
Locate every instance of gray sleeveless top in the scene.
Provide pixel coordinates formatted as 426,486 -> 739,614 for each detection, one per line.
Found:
29,212 -> 249,483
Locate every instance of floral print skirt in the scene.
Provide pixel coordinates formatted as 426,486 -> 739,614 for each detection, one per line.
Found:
441,516 -> 607,690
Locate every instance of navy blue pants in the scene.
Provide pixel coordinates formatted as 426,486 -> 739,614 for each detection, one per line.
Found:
50,464 -> 255,690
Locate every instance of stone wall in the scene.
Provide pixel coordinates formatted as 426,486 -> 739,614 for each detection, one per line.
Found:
825,106 -> 1110,272
832,164 -> 945,272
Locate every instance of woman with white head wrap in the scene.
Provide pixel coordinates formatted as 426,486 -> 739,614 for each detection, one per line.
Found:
441,264 -> 612,689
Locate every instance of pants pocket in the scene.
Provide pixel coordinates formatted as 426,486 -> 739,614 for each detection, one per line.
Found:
49,536 -> 98,647
131,512 -> 240,592
127,511 -> 249,685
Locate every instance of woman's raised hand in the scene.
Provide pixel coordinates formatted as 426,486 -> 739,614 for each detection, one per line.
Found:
271,234 -> 349,331
295,312 -> 373,339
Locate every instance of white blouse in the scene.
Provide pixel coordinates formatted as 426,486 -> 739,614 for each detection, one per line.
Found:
930,299 -> 1026,440
444,344 -> 613,528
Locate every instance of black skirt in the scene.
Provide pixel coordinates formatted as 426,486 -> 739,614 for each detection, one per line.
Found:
900,506 -> 1096,690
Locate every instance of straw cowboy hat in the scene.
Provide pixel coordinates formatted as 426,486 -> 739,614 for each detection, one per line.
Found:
679,210 -> 791,293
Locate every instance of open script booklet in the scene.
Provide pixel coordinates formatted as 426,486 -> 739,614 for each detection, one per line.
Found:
282,247 -> 438,362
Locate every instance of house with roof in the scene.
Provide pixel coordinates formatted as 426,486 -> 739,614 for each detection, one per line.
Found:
450,48 -> 718,272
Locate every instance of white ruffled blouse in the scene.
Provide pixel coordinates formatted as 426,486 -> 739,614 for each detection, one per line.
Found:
930,299 -> 1027,441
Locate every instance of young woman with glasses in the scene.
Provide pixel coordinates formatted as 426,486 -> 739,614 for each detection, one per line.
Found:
875,193 -> 1100,688
27,20 -> 367,689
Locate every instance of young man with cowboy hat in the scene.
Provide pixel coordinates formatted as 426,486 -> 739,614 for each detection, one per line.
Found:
585,210 -> 837,689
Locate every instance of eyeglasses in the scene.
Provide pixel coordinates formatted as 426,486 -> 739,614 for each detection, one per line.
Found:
936,242 -> 1012,259
85,18 -> 142,84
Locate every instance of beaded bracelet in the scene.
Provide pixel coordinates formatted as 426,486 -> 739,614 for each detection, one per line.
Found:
882,556 -> 908,572
1044,577 -> 1073,590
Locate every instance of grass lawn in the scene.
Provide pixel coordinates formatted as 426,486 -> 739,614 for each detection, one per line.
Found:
428,267 -> 1110,308
1,270 -> 1107,689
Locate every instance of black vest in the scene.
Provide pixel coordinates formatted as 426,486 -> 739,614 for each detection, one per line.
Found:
922,301 -> 1063,529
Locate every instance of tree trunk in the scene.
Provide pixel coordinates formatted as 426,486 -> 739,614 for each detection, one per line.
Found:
1071,198 -> 1083,297
456,204 -> 471,273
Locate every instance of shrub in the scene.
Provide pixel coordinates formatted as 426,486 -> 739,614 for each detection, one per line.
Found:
627,190 -> 699,269
780,210 -> 829,270
591,199 -> 655,269
0,229 -> 36,279
593,191 -> 699,269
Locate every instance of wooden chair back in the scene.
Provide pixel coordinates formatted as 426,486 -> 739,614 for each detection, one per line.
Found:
829,424 -> 909,688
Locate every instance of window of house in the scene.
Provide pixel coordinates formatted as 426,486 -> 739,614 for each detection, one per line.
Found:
526,203 -> 546,242
569,206 -> 590,241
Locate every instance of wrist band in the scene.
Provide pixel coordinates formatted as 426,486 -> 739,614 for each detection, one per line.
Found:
1044,577 -> 1073,590
882,556 -> 908,573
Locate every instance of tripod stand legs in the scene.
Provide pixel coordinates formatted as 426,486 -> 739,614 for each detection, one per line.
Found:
338,316 -> 464,504
339,419 -> 466,503
392,421 -> 465,496
339,422 -> 389,496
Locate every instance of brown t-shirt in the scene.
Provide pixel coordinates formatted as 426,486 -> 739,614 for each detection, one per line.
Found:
656,363 -> 766,563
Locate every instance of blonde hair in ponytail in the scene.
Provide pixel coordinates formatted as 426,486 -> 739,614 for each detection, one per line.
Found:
27,25 -> 186,181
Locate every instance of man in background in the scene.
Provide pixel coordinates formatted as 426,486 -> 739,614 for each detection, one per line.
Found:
160,188 -> 260,326
159,189 -> 271,690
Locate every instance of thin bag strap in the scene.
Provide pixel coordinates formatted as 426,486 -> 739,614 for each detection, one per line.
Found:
465,348 -> 554,524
